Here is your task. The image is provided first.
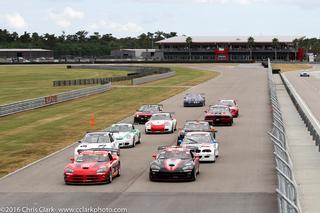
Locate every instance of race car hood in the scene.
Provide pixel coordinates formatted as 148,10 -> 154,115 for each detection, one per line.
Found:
182,143 -> 214,150
151,159 -> 193,172
111,132 -> 131,140
149,120 -> 169,125
66,162 -> 108,173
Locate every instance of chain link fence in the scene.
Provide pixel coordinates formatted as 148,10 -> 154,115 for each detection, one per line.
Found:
267,59 -> 301,213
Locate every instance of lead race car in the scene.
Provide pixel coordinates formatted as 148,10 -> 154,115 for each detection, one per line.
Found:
149,146 -> 200,181
219,99 -> 239,117
183,93 -> 206,107
145,112 -> 177,134
74,132 -> 120,157
64,150 -> 120,184
133,104 -> 163,124
204,105 -> 233,126
177,120 -> 217,145
180,132 -> 219,163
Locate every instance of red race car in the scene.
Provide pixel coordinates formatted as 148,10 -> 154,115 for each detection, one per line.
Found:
133,104 -> 163,124
219,99 -> 239,117
204,105 -> 233,126
64,150 -> 120,184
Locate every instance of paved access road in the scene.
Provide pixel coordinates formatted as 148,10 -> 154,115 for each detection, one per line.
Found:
0,64 -> 277,213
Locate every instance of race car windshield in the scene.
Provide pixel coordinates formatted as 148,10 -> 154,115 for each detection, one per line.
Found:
184,122 -> 209,131
184,135 -> 211,144
138,105 -> 159,113
158,151 -> 191,160
76,154 -> 109,162
220,100 -> 235,107
83,135 -> 111,143
151,114 -> 170,120
110,125 -> 131,132
209,107 -> 229,113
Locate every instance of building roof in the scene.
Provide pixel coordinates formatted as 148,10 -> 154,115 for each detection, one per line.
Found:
0,48 -> 52,52
157,36 -> 305,44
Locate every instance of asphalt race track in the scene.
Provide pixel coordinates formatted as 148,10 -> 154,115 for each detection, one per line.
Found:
0,64 -> 277,213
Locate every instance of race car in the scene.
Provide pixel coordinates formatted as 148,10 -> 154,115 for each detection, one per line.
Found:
180,132 -> 219,162
109,123 -> 141,148
219,99 -> 239,117
149,146 -> 200,181
64,150 -> 120,184
145,112 -> 177,134
74,132 -> 120,157
133,104 -> 163,124
204,105 -> 233,126
183,93 -> 205,107
177,120 -> 217,145
300,72 -> 310,77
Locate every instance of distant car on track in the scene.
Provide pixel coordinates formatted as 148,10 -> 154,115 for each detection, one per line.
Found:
183,93 -> 205,107
299,72 -> 310,77
219,99 -> 239,117
109,123 -> 141,148
149,146 -> 200,181
180,132 -> 219,163
134,104 -> 163,124
145,112 -> 177,134
204,105 -> 233,126
74,132 -> 120,157
64,150 -> 120,184
177,120 -> 217,144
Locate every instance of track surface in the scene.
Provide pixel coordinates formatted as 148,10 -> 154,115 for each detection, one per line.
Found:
0,64 -> 277,213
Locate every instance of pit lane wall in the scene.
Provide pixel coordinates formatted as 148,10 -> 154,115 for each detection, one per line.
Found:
279,73 -> 320,151
0,83 -> 112,117
267,59 -> 301,213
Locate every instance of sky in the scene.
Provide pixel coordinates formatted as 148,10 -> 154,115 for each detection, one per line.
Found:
0,0 -> 319,38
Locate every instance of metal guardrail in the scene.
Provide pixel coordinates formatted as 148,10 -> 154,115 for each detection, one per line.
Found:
267,59 -> 301,213
132,71 -> 176,85
0,83 -> 112,117
279,73 -> 320,151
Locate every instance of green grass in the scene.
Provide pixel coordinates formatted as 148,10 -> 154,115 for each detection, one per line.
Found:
272,64 -> 312,72
0,65 -> 128,105
0,66 -> 218,177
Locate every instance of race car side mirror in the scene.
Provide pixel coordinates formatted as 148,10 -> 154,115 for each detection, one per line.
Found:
70,157 -> 75,163
152,153 -> 157,159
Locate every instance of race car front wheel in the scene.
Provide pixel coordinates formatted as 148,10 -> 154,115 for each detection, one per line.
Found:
107,170 -> 113,184
191,169 -> 197,181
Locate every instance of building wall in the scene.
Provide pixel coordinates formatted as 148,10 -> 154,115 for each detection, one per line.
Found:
0,51 -> 53,59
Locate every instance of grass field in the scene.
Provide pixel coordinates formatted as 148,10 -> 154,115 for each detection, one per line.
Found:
0,66 -> 218,177
272,64 -> 312,72
0,65 -> 128,105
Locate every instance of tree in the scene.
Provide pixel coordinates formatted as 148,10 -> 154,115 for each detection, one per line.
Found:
186,36 -> 192,60
293,38 -> 299,61
272,38 -> 279,61
247,36 -> 255,61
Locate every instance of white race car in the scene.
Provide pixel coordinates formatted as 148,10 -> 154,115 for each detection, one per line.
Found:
74,132 -> 120,157
145,112 -> 177,134
180,132 -> 219,162
109,123 -> 141,148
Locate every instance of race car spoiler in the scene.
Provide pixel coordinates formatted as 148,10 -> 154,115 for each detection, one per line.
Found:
137,104 -> 163,111
78,148 -> 119,155
157,145 -> 199,152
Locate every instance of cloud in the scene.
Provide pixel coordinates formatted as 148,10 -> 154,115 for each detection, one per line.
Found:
88,20 -> 144,35
5,13 -> 28,29
49,7 -> 84,28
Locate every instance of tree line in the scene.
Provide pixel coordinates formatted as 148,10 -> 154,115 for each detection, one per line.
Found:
0,29 -> 177,58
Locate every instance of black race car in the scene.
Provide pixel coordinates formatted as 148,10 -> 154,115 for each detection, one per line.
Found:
183,93 -> 205,107
149,146 -> 200,181
133,104 -> 163,124
177,120 -> 217,145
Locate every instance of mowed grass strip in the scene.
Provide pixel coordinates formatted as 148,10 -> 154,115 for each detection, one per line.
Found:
0,65 -> 128,105
0,67 -> 218,177
272,64 -> 312,72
